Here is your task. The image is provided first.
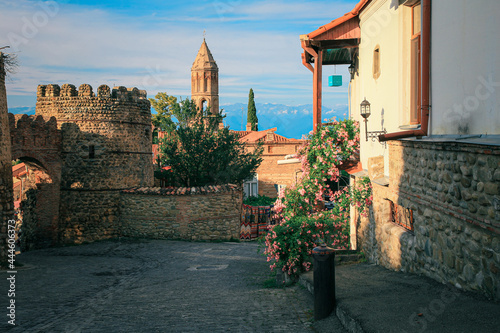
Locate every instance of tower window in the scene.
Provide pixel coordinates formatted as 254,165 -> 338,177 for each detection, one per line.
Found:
201,100 -> 207,113
89,145 -> 95,159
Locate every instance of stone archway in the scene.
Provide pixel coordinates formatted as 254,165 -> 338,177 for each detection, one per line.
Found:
12,156 -> 59,250
9,114 -> 62,249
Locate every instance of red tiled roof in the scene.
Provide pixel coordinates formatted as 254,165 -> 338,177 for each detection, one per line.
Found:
238,130 -> 270,143
12,163 -> 27,178
234,128 -> 305,143
232,130 -> 252,139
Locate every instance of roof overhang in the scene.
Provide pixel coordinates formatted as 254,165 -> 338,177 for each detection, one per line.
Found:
301,0 -> 371,66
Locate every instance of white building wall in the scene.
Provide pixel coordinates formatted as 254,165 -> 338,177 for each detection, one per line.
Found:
431,0 -> 500,135
351,0 -> 403,176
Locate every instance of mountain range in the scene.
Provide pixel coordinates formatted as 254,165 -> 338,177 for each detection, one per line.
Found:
221,103 -> 349,139
8,103 -> 349,139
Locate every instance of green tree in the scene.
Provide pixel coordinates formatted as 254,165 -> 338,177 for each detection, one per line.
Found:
153,93 -> 263,187
150,92 -> 199,133
247,88 -> 258,131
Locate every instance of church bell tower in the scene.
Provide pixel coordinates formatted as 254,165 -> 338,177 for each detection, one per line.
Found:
191,39 -> 219,115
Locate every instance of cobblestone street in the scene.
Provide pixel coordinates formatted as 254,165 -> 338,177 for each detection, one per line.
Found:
1,239 -> 344,332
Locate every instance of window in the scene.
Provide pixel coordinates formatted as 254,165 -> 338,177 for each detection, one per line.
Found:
89,145 -> 95,159
325,170 -> 350,193
243,174 -> 258,198
201,99 -> 207,113
373,46 -> 380,79
388,200 -> 414,232
410,2 -> 421,124
275,184 -> 286,196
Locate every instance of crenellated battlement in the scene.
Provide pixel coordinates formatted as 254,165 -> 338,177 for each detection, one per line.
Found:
8,113 -> 58,131
8,113 -> 62,163
37,83 -> 147,101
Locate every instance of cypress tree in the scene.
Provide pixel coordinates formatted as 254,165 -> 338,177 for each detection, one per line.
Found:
247,88 -> 258,131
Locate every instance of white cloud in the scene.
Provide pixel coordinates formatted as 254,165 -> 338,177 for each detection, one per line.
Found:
1,0 -> 355,107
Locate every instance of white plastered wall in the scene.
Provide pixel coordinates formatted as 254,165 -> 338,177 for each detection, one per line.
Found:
351,0 -> 408,176
430,0 -> 500,135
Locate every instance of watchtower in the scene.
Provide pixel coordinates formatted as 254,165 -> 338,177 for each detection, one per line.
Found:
35,83 -> 153,243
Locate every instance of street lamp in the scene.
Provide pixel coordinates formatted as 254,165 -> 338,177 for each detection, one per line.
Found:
348,63 -> 355,80
360,98 -> 370,119
360,98 -> 370,142
360,98 -> 386,142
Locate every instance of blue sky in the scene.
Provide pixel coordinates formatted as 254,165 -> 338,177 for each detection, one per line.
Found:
1,0 -> 358,110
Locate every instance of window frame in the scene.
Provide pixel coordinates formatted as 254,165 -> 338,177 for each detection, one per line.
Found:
409,2 -> 422,125
243,174 -> 258,198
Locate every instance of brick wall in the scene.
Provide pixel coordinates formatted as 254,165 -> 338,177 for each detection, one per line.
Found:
247,142 -> 303,197
356,140 -> 500,300
120,185 -> 242,241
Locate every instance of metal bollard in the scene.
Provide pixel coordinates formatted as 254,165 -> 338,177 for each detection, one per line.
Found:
312,241 -> 336,321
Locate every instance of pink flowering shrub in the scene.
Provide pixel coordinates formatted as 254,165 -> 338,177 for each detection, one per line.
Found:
350,176 -> 373,217
263,210 -> 349,276
264,119 -> 372,278
273,119 -> 360,222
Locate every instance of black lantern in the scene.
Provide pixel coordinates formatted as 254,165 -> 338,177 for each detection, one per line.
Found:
348,63 -> 355,80
360,98 -> 386,142
360,98 -> 371,119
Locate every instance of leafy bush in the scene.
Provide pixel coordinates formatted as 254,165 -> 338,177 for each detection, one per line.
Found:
243,195 -> 275,206
152,93 -> 263,187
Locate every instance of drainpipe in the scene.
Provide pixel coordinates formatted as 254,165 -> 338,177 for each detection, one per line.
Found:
379,0 -> 431,142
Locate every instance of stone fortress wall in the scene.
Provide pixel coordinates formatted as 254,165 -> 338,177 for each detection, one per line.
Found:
0,80 -> 243,253
35,83 -> 154,244
9,113 -> 62,248
0,53 -> 14,262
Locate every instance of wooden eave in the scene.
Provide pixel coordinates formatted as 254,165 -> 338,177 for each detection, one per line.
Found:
301,0 -> 371,62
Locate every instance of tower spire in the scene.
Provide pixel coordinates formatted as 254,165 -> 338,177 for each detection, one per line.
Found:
191,39 -> 219,115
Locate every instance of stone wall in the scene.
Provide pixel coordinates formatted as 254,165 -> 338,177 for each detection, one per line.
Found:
120,185 -> 242,241
356,140 -> 500,300
59,190 -> 121,244
0,52 -> 14,263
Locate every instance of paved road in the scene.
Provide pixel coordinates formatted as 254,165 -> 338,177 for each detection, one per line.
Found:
1,239 -> 346,332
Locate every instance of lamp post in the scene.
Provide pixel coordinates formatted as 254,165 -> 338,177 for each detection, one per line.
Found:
360,99 -> 370,142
